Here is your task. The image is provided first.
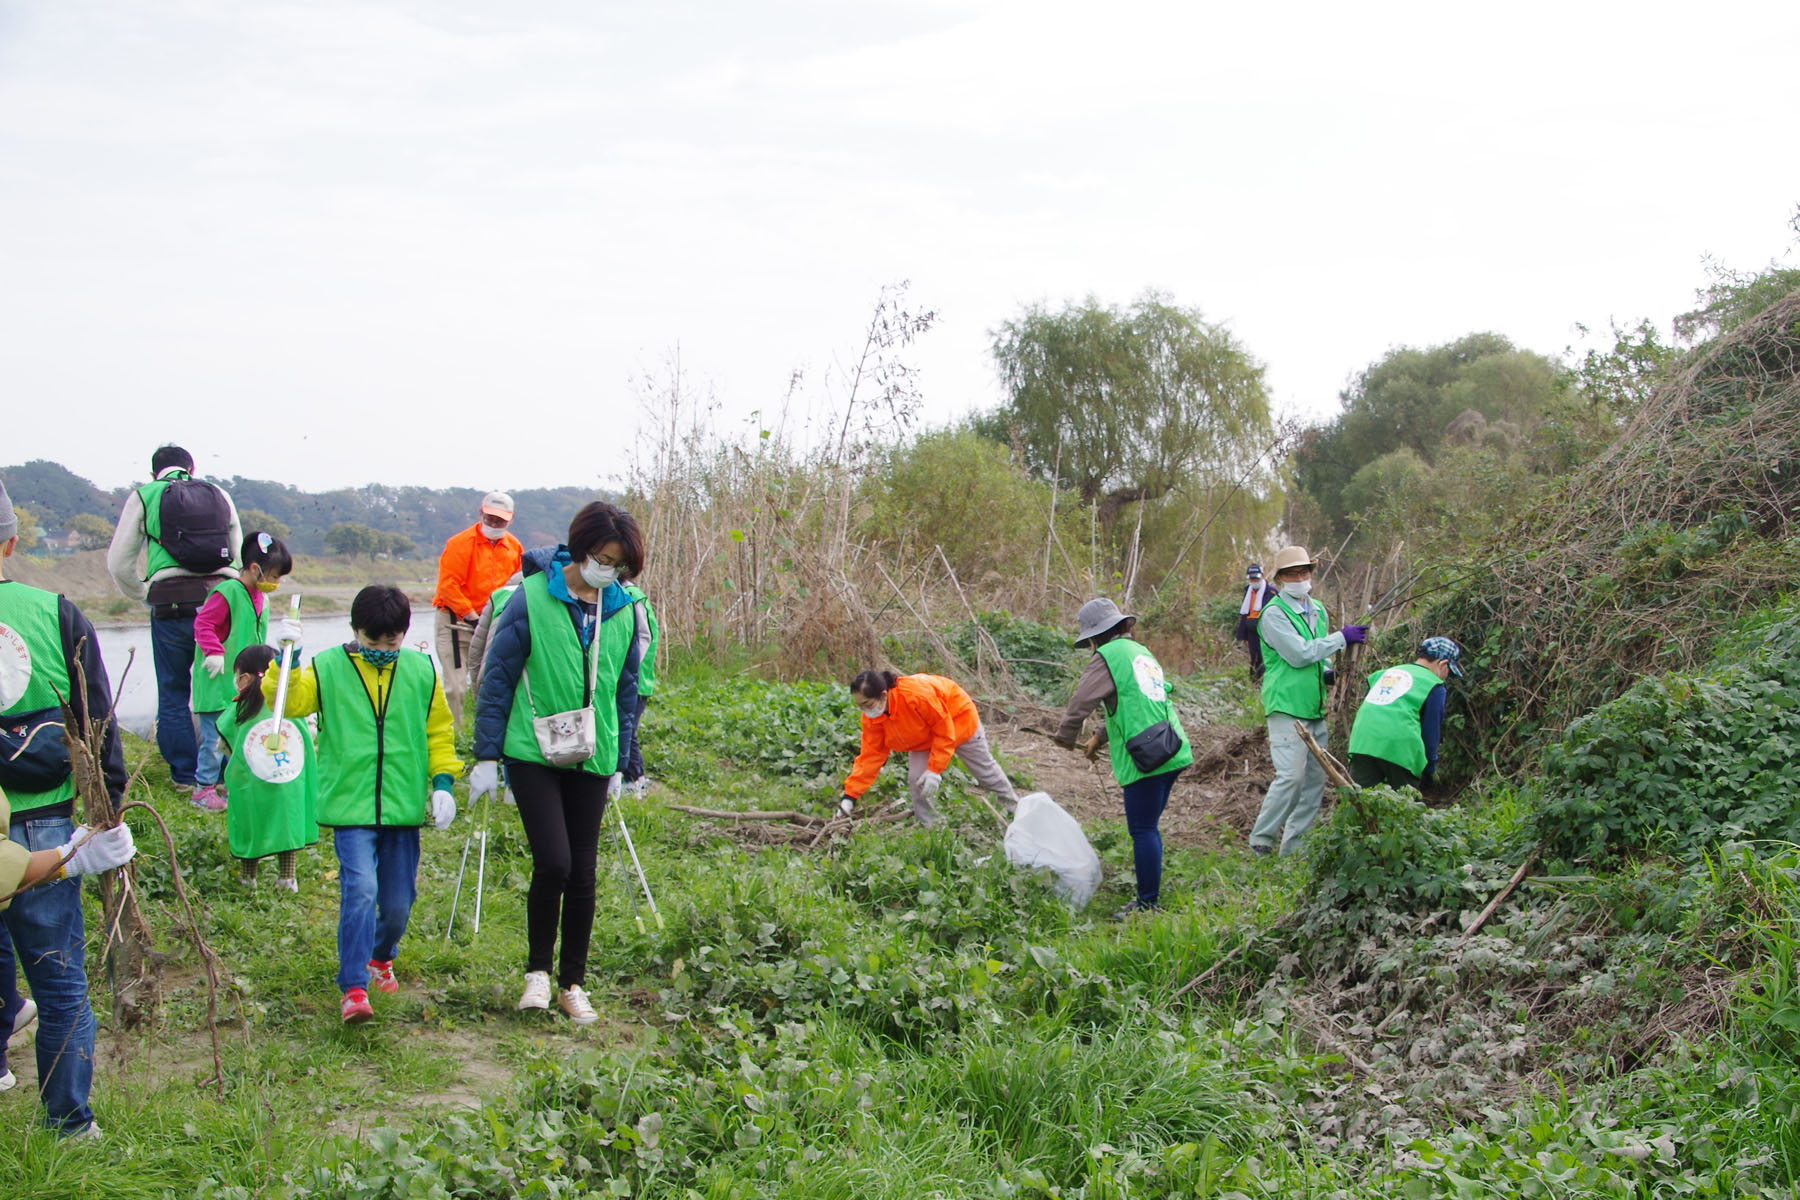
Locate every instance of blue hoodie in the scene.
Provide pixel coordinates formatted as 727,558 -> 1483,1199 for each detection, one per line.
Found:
472,545 -> 641,767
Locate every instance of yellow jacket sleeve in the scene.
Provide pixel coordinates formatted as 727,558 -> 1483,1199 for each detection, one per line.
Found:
261,663 -> 321,718
426,674 -> 462,780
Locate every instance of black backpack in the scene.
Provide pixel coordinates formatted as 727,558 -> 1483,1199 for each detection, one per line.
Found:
151,477 -> 234,572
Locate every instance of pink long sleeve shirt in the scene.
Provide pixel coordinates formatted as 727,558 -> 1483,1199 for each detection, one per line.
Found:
194,585 -> 266,657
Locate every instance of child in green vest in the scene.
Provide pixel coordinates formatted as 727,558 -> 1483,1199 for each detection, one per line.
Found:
219,644 -> 318,891
264,586 -> 461,1025
190,532 -> 292,812
1346,637 -> 1463,790
620,575 -> 659,797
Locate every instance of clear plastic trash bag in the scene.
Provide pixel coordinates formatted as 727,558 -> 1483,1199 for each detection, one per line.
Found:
1003,791 -> 1103,910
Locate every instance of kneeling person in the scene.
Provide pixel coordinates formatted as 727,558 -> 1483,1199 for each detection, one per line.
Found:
265,586 -> 460,1024
1347,636 -> 1463,790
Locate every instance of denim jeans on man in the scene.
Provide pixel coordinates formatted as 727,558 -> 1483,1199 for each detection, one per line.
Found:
149,612 -> 200,786
333,827 -> 420,993
0,813 -> 97,1134
1121,768 -> 1182,907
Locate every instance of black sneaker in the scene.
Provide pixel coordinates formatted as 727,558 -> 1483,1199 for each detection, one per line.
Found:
1110,900 -> 1162,921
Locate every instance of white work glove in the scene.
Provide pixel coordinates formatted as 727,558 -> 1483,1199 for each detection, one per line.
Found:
468,760 -> 499,802
919,771 -> 943,800
278,616 -> 304,646
608,771 -> 623,797
59,822 -> 137,877
202,654 -> 225,677
429,789 -> 456,831
838,795 -> 855,817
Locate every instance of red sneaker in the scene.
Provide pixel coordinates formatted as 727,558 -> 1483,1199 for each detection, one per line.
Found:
340,987 -> 373,1024
367,959 -> 398,995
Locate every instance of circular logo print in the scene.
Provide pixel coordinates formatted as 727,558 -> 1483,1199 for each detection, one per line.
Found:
1365,668 -> 1416,706
1131,654 -> 1167,703
243,717 -> 306,784
0,621 -> 34,712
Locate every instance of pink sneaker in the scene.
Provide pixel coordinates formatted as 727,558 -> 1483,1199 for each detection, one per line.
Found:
190,785 -> 227,812
367,959 -> 398,995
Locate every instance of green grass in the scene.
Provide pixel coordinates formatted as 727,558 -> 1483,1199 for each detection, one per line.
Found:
6,666 -> 1800,1198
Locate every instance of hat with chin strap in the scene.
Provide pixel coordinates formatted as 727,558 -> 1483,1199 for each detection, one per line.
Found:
1073,597 -> 1134,647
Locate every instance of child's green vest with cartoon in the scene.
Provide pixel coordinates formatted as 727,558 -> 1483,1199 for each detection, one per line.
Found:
218,700 -> 319,858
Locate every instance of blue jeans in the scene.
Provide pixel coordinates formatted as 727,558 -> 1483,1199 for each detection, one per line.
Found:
1121,769 -> 1182,907
0,813 -> 97,1134
149,613 -> 200,785
0,921 -> 19,1079
333,827 -> 420,993
194,711 -> 225,788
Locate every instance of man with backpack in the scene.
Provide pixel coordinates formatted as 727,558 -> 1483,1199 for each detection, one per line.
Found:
107,445 -> 242,794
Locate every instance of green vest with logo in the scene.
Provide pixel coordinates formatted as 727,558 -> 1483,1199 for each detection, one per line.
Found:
0,582 -> 77,814
217,699 -> 319,859
1347,663 -> 1440,776
1095,637 -> 1194,786
312,645 -> 437,827
1259,596 -> 1332,720
503,574 -> 635,775
622,583 -> 659,698
191,580 -> 267,713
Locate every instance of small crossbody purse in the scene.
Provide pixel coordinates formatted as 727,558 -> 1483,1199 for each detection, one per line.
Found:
521,614 -> 601,768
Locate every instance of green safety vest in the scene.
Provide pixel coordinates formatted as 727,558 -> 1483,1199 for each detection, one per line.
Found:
312,645 -> 437,827
190,579 -> 268,713
217,699 -> 319,859
622,583 -> 659,698
0,581 -> 76,814
136,472 -> 213,580
1347,662 -> 1441,776
1259,596 -> 1333,720
503,574 -> 634,775
1095,637 -> 1194,786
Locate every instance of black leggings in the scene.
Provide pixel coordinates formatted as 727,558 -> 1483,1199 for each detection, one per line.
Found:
1348,753 -> 1420,790
506,759 -> 610,987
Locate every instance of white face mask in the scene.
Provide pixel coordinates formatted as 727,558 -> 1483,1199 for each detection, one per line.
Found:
857,698 -> 887,719
1281,579 -> 1312,600
581,558 -> 618,589
480,523 -> 507,541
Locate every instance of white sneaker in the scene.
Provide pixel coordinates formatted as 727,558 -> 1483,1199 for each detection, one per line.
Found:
557,985 -> 598,1027
517,971 -> 552,1011
9,997 -> 37,1048
67,1121 -> 103,1142
0,1067 -> 15,1092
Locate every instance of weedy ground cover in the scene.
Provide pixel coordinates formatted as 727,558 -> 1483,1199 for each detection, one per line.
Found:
8,656 -> 1800,1198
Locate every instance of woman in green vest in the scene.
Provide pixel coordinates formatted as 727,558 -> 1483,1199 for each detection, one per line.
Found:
218,644 -> 318,890
470,502 -> 646,1028
1347,637 -> 1463,789
190,531 -> 292,812
1054,598 -> 1194,918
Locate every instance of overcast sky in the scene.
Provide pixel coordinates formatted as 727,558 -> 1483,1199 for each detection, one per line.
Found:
2,0 -> 1796,496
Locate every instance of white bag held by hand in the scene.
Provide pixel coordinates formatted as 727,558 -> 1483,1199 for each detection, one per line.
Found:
1003,792 -> 1102,910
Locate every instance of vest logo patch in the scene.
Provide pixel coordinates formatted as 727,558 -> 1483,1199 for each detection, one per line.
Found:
1366,668 -> 1416,706
0,621 -> 33,711
1132,654 -> 1167,702
245,717 -> 307,784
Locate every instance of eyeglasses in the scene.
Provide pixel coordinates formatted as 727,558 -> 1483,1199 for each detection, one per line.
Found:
480,513 -> 511,527
590,552 -> 625,569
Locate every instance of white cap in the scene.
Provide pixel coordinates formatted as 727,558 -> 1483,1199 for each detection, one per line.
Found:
480,491 -> 514,518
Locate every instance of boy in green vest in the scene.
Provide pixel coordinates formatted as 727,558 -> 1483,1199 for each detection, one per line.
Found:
1249,546 -> 1368,856
264,586 -> 462,1024
1347,637 -> 1463,789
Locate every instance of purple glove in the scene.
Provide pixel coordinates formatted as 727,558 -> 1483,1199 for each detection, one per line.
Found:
1340,624 -> 1369,645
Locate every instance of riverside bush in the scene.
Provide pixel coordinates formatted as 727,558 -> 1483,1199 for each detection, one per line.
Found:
1305,785 -> 1468,922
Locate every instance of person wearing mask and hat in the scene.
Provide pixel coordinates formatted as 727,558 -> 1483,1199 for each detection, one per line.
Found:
1249,546 -> 1368,856
1234,563 -> 1275,683
1054,598 -> 1193,918
433,492 -> 524,735
1347,637 -> 1464,790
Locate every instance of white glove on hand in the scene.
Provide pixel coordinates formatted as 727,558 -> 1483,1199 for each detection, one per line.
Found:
202,654 -> 225,677
838,795 -> 855,817
919,771 -> 943,800
60,822 -> 136,878
468,760 -> 499,802
608,772 -> 623,797
277,616 -> 304,646
429,789 -> 456,831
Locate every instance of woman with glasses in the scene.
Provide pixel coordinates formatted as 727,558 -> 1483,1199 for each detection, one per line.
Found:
469,501 -> 644,1026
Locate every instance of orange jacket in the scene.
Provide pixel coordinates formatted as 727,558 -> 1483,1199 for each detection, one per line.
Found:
433,526 -> 524,619
843,674 -> 981,798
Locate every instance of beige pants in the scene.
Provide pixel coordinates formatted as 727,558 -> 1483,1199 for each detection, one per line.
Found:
906,723 -> 1018,827
434,607 -> 472,734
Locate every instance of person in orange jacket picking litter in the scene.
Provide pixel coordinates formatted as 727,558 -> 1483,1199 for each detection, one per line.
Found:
837,671 -> 1017,826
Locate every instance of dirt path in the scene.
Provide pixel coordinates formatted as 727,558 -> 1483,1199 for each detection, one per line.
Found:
986,707 -> 1272,850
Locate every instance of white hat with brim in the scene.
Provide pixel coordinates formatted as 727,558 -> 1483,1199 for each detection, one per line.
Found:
480,490 -> 515,518
1268,545 -> 1314,575
1074,597 -> 1134,646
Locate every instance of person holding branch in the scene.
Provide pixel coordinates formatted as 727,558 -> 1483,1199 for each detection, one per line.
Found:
471,502 -> 644,1028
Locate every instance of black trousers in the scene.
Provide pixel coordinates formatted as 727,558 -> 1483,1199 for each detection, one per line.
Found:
506,759 -> 610,987
1348,753 -> 1421,790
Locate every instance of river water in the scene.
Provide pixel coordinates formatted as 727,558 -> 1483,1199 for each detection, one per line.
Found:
94,609 -> 444,736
